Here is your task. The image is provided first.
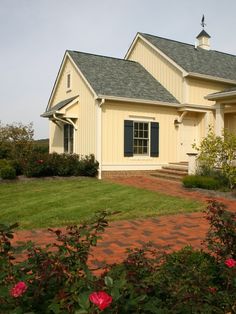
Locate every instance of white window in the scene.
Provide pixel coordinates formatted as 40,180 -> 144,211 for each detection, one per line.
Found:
133,122 -> 149,155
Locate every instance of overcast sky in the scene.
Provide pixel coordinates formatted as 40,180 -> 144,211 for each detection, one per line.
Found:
1,0 -> 236,139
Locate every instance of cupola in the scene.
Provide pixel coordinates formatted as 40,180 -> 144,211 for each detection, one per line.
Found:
196,15 -> 211,50
196,29 -> 211,50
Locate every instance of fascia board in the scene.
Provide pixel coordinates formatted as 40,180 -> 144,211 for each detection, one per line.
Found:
206,90 -> 236,100
97,94 -> 180,108
186,72 -> 236,85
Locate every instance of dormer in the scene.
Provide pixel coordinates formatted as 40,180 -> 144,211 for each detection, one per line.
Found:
196,29 -> 211,50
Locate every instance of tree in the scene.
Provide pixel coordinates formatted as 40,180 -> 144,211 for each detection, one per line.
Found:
0,121 -> 34,160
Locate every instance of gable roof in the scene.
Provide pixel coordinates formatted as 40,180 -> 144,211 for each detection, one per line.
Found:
67,50 -> 179,104
140,33 -> 236,82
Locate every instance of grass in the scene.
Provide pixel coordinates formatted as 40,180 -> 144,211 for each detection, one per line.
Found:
0,177 -> 203,229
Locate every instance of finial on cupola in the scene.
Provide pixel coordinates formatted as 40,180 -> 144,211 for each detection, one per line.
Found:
196,14 -> 211,50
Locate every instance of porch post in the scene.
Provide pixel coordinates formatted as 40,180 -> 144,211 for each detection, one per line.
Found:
215,103 -> 224,136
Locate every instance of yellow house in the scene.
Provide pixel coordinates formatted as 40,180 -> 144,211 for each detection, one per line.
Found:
41,29 -> 236,178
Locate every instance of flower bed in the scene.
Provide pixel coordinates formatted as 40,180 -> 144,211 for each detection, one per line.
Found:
0,201 -> 235,313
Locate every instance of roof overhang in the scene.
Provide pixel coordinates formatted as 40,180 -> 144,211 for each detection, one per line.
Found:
41,95 -> 79,118
96,94 -> 180,108
185,72 -> 236,85
206,90 -> 236,101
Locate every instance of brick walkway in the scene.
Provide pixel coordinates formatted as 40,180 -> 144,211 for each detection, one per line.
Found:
12,176 -> 236,269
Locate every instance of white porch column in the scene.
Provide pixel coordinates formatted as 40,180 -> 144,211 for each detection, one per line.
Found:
215,103 -> 224,136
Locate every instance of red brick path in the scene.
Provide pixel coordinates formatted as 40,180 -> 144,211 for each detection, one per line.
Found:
12,176 -> 236,268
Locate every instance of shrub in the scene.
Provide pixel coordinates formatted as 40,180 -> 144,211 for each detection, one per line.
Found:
23,152 -> 99,178
0,165 -> 16,180
183,175 -> 220,190
194,127 -> 236,189
1,201 -> 235,313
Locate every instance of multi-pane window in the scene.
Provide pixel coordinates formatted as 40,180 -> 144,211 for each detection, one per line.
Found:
133,122 -> 149,155
64,124 -> 74,153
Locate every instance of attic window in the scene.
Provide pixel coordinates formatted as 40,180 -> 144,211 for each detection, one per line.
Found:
66,73 -> 71,91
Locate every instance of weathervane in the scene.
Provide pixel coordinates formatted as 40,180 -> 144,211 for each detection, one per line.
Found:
201,14 -> 206,28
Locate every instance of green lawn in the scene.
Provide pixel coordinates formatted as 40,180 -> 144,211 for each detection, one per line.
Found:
0,177 -> 203,229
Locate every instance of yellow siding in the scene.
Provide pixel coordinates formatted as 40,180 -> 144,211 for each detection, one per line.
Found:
102,101 -> 179,167
128,38 -> 183,102
49,57 -> 97,156
187,77 -> 232,106
225,113 -> 236,133
49,121 -> 64,153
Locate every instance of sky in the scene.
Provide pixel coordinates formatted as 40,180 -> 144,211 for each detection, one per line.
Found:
1,0 -> 236,139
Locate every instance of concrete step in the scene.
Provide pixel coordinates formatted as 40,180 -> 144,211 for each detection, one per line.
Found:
162,165 -> 188,172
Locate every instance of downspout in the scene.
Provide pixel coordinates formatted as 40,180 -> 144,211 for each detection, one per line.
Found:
96,98 -> 105,180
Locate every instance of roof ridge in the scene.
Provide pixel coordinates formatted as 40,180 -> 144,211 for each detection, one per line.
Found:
67,50 -> 137,63
140,32 -> 236,57
139,32 -> 196,49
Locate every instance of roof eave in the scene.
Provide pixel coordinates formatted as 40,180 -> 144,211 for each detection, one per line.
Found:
96,94 -> 180,107
206,90 -> 236,101
186,72 -> 236,85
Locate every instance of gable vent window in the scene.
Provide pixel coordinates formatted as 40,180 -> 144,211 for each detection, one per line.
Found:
66,73 -> 71,91
64,124 -> 74,154
124,120 -> 159,157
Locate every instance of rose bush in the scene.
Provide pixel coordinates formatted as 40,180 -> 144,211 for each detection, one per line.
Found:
0,200 -> 235,313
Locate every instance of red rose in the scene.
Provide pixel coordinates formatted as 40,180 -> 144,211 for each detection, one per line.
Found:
225,258 -> 236,268
10,281 -> 28,298
89,291 -> 112,311
37,159 -> 44,164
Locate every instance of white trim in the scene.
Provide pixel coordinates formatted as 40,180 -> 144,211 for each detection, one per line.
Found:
96,99 -> 104,179
206,90 -> 236,100
179,103 -> 214,111
125,33 -> 188,76
97,94 -> 179,107
102,164 -> 164,171
47,52 -> 97,111
186,72 -> 236,85
129,115 -> 155,121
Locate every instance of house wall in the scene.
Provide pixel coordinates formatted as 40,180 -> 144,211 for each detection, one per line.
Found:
101,101 -> 180,170
127,38 -> 183,102
49,57 -> 97,156
187,77 -> 233,106
225,113 -> 236,133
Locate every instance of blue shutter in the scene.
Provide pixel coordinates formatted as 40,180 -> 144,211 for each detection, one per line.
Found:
124,120 -> 133,157
150,122 -> 159,157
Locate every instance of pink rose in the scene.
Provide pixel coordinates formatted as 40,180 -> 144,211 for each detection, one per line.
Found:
37,159 -> 44,164
225,258 -> 236,268
89,291 -> 112,311
10,281 -> 28,298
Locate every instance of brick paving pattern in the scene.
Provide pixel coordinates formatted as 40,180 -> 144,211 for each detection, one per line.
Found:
12,176 -> 236,269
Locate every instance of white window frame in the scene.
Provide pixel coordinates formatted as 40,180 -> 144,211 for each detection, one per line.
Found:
64,124 -> 74,154
133,121 -> 150,156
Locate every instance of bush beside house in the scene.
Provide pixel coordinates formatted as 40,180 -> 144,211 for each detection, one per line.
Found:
0,201 -> 235,313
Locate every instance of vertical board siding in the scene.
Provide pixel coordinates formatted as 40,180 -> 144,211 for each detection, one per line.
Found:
128,38 -> 183,102
102,101 -> 179,165
187,77 -> 233,105
49,58 -> 96,156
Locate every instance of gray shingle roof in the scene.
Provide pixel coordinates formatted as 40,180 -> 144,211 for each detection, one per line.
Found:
42,95 -> 78,116
68,50 -> 179,103
140,33 -> 236,82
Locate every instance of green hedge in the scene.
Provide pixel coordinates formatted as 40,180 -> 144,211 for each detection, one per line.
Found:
183,175 -> 221,190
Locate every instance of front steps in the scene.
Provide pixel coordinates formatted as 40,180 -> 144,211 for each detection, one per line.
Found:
151,162 -> 188,181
